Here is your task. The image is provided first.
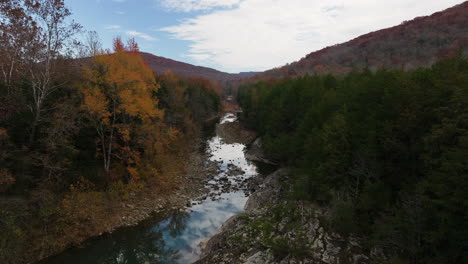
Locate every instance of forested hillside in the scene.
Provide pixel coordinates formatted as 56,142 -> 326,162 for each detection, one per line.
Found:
254,2 -> 468,79
238,56 -> 468,263
141,52 -> 259,82
0,1 -> 220,262
2,0 -> 467,263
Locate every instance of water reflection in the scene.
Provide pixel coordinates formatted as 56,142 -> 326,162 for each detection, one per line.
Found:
42,210 -> 189,264
170,192 -> 248,263
40,113 -> 258,264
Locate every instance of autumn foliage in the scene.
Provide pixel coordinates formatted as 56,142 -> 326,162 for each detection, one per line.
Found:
0,26 -> 220,262
254,2 -> 468,80
81,37 -> 164,183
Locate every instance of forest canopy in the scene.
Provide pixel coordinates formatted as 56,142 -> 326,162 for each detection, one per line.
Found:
238,56 -> 468,264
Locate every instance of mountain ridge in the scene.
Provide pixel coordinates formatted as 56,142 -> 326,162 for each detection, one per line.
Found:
140,52 -> 259,82
138,2 -> 466,85
250,1 -> 468,80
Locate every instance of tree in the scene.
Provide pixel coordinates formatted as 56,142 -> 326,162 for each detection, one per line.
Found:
24,0 -> 81,144
81,37 -> 163,179
238,56 -> 468,263
80,30 -> 103,57
0,0 -> 38,93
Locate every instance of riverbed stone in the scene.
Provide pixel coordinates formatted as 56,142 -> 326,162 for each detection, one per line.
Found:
216,121 -> 256,145
196,168 -> 370,264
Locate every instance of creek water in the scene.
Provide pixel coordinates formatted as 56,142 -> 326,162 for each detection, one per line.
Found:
40,113 -> 261,264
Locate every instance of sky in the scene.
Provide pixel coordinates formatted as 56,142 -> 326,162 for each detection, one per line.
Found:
68,0 -> 464,73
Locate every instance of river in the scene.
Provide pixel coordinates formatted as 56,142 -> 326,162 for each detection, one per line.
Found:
40,112 -> 264,264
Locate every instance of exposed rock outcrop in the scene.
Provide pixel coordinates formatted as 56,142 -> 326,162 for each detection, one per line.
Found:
245,138 -> 277,165
196,169 -> 370,264
216,121 -> 256,145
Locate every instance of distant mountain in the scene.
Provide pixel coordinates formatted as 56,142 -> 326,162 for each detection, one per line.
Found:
140,52 -> 259,81
253,2 -> 468,80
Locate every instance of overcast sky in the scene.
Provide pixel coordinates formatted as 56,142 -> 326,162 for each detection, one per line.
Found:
69,0 -> 464,73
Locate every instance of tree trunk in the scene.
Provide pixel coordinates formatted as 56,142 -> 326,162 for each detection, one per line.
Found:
29,105 -> 41,146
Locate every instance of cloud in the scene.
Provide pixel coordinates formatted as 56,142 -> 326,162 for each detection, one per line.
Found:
160,0 -> 463,72
105,25 -> 121,30
105,25 -> 156,42
115,11 -> 126,15
184,53 -> 212,61
125,30 -> 157,41
158,0 -> 241,12
112,0 -> 127,2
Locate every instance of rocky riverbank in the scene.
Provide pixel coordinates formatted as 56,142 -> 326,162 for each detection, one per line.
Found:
215,119 -> 256,145
29,143 -> 221,264
195,169 -> 370,264
245,137 -> 278,165
110,146 -> 222,228
33,112 -> 263,264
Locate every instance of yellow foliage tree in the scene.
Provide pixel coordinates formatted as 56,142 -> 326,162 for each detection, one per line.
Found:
81,37 -> 163,181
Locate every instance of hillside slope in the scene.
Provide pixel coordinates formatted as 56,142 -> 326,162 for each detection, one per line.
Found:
140,52 -> 258,81
254,1 -> 468,79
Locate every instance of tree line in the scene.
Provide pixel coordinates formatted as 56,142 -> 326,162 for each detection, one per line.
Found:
0,1 -> 220,262
238,56 -> 467,264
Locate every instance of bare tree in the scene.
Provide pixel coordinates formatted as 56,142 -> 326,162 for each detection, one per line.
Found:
76,30 -> 103,58
85,30 -> 103,57
23,0 -> 81,144
0,0 -> 38,94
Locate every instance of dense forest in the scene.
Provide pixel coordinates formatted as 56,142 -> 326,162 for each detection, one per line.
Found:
2,1 -> 467,264
238,56 -> 467,264
0,0 -> 220,262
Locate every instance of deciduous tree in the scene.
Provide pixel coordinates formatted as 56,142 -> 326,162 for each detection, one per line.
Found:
81,37 -> 163,179
24,0 -> 81,144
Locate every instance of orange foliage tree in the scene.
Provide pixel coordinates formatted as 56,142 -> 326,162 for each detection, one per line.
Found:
80,37 -> 163,181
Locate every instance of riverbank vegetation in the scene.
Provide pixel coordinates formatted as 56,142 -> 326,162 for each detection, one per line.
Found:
0,1 -> 220,263
238,56 -> 467,264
